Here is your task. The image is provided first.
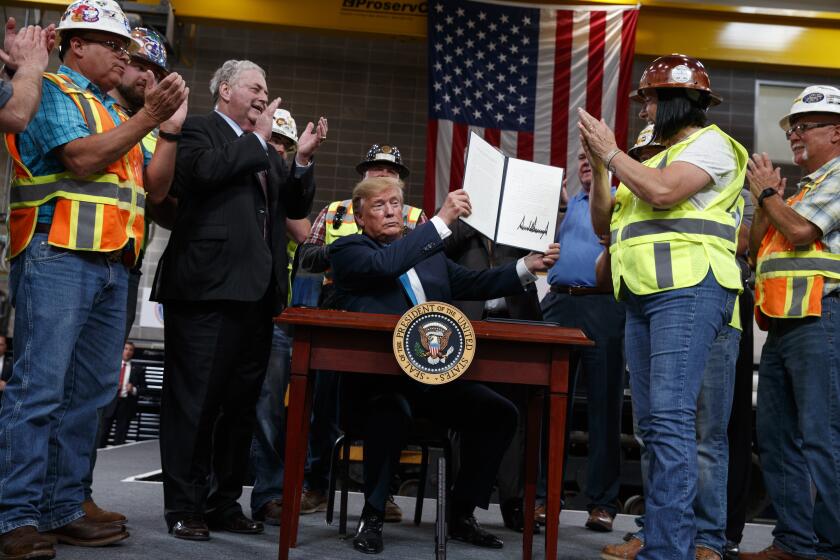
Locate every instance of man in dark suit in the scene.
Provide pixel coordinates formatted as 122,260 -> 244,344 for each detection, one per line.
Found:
151,59 -> 325,540
443,221 -> 542,532
330,177 -> 559,555
99,342 -> 146,446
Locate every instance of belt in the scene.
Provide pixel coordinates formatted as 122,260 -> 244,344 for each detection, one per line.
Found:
33,223 -> 133,266
550,284 -> 613,296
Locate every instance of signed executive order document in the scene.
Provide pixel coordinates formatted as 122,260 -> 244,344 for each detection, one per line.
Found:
460,131 -> 564,253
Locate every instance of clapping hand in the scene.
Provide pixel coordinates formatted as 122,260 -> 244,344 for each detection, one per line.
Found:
578,107 -> 618,163
0,18 -> 55,76
143,72 -> 189,125
296,116 -> 328,165
746,152 -> 785,204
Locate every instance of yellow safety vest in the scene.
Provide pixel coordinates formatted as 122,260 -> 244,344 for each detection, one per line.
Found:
5,72 -> 146,263
609,124 -> 747,299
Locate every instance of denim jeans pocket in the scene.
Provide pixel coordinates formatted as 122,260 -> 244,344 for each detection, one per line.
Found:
29,240 -> 71,263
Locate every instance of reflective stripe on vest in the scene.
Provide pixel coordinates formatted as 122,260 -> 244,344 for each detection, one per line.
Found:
5,72 -> 146,262
324,199 -> 359,246
755,161 -> 840,321
609,125 -> 747,298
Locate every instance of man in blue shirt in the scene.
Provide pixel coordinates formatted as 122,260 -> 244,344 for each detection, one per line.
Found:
540,149 -> 626,533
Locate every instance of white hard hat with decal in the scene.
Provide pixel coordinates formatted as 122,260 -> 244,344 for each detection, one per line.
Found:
58,0 -> 132,41
271,109 -> 298,146
779,85 -> 840,130
628,124 -> 664,159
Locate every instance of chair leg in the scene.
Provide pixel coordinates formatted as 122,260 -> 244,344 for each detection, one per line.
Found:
435,455 -> 447,560
339,436 -> 351,536
415,444 -> 429,525
326,433 -> 344,526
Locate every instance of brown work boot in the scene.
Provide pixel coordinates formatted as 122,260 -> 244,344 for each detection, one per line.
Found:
696,546 -> 722,559
384,495 -> 402,523
534,503 -> 546,525
299,489 -> 328,514
601,536 -> 643,560
252,498 -> 282,526
82,498 -> 127,525
0,526 -> 56,559
47,516 -> 128,547
740,544 -> 810,559
585,506 -> 615,532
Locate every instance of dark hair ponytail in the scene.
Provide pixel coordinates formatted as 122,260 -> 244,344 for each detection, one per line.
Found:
654,88 -> 709,143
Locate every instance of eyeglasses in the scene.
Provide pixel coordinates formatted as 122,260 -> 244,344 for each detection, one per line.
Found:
81,37 -> 130,59
784,122 -> 838,140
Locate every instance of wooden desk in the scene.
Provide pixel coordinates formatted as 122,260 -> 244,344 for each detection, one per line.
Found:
277,307 -> 592,560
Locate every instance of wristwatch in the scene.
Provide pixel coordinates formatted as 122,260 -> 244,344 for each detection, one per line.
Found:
758,187 -> 778,208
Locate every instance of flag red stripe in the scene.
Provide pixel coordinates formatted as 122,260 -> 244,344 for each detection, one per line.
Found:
424,119 -> 439,217
449,123 -> 469,192
517,132 -> 534,161
484,128 -> 500,147
615,10 -> 639,152
586,11 -> 606,120
550,10 -> 573,167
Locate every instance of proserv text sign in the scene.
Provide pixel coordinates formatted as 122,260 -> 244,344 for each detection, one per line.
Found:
340,0 -> 428,17
337,0 -> 428,35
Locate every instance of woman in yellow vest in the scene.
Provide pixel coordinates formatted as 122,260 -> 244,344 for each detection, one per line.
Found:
579,54 -> 747,560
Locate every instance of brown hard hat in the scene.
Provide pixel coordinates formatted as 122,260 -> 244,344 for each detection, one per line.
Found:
629,54 -> 722,106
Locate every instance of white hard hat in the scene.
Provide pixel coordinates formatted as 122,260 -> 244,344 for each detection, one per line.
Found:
271,109 -> 298,146
779,85 -> 840,130
58,0 -> 132,42
628,124 -> 664,159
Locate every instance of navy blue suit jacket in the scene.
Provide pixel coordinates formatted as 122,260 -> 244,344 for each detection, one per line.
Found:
330,221 -> 526,314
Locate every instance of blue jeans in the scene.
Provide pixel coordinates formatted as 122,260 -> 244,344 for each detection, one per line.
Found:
633,322 -> 740,556
539,292 -> 626,514
756,294 -> 840,560
625,271 -> 735,560
250,324 -> 292,513
0,235 -> 127,532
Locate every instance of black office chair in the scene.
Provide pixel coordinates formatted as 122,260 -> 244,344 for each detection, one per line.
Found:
325,421 -> 452,536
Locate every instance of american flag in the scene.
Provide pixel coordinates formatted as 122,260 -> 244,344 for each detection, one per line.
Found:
424,0 -> 639,214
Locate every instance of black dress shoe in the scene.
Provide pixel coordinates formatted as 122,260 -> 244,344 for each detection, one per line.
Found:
208,512 -> 263,534
450,514 -> 503,549
724,540 -> 740,559
353,511 -> 384,555
169,517 -> 210,541
500,499 -> 540,534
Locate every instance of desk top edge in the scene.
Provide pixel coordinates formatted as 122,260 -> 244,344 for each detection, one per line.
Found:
278,307 -> 593,346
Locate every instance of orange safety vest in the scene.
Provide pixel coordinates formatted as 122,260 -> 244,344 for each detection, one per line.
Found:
5,72 -> 146,264
754,164 -> 840,328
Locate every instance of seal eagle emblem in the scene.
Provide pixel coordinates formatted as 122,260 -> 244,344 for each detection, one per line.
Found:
393,302 -> 476,385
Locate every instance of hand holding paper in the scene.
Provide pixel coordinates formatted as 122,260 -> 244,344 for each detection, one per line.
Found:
524,242 -> 561,273
436,189 -> 472,225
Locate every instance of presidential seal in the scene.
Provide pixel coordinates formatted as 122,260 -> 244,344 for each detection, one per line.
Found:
392,302 -> 476,385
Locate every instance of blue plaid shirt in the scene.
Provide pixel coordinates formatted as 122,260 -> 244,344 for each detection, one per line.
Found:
791,155 -> 840,295
15,65 -> 152,223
